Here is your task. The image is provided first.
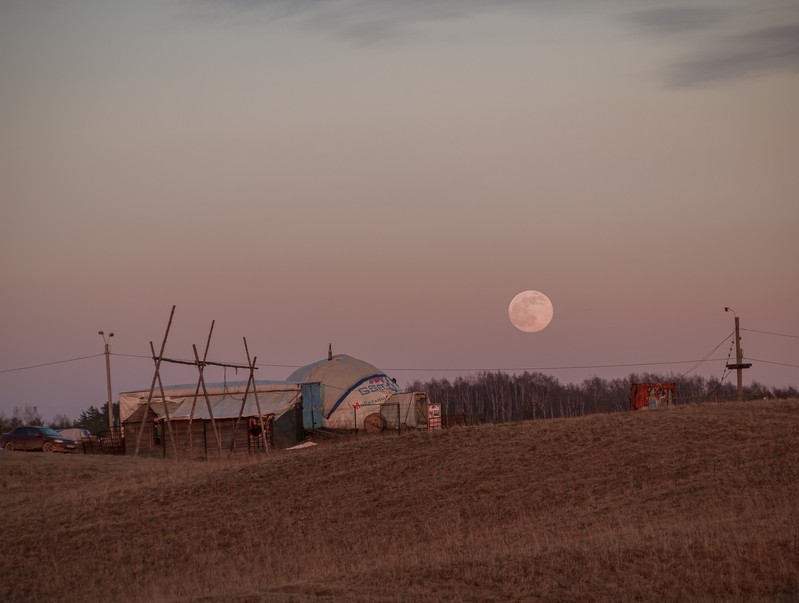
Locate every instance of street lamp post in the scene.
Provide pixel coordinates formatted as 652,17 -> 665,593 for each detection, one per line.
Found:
98,331 -> 114,432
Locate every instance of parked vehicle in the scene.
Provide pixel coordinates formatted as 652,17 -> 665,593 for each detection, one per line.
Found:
0,426 -> 78,452
58,428 -> 99,444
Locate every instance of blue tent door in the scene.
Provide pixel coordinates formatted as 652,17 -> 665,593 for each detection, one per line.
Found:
301,383 -> 323,430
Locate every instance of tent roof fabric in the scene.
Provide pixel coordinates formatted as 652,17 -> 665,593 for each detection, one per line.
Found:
286,354 -> 383,387
167,390 -> 300,421
287,354 -> 394,424
120,380 -> 304,399
125,401 -> 182,423
119,381 -> 305,423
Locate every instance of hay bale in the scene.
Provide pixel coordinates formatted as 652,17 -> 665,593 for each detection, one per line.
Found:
363,413 -> 384,433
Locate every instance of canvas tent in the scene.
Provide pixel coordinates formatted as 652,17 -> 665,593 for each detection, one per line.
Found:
120,382 -> 309,456
120,353 -> 435,446
119,381 -> 307,424
287,354 -> 402,430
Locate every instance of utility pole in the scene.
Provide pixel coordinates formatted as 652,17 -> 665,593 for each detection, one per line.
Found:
724,308 -> 752,402
99,331 -> 114,431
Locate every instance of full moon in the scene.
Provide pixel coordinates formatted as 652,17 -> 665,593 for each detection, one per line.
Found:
508,290 -> 554,333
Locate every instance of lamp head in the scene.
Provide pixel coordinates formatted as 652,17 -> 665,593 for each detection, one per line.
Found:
98,330 -> 104,336
109,332 -> 114,338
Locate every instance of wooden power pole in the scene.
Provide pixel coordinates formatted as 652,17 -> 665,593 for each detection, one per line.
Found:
724,308 -> 752,402
99,331 -> 114,431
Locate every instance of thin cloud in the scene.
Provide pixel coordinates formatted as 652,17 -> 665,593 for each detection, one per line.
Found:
667,24 -> 799,87
190,0 -> 569,42
294,2 -> 468,43
625,6 -> 728,35
192,0 -> 799,86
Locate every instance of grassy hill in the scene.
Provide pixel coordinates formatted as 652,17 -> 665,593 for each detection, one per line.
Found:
2,399 -> 798,602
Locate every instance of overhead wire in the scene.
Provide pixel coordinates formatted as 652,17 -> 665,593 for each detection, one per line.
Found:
0,353 -> 104,374
747,357 -> 799,368
4,332 -> 795,377
111,352 -> 732,372
111,352 -> 302,369
0,353 -> 740,376
677,330 -> 735,380
741,328 -> 799,339
380,359 -> 730,372
708,336 -> 736,397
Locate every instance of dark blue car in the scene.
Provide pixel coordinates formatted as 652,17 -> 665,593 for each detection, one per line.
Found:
0,426 -> 78,453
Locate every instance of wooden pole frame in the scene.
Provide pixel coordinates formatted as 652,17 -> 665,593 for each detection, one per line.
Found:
134,305 -> 176,456
132,306 -> 269,459
244,337 -> 270,454
185,321 -> 223,458
191,345 -> 225,457
230,351 -> 256,455
150,341 -> 179,460
186,341 -> 210,456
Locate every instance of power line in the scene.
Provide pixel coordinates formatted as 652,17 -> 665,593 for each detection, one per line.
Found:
383,359 -> 730,372
741,328 -> 799,339
747,357 -> 799,369
678,330 -> 735,380
0,354 -> 104,374
708,338 -> 736,397
112,351 -> 732,372
5,346 -> 791,377
111,352 -> 302,369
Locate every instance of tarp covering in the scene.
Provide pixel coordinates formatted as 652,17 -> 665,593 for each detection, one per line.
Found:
120,381 -> 303,423
123,401 -> 181,424
286,354 -> 400,430
379,392 -> 429,429
166,390 -> 300,421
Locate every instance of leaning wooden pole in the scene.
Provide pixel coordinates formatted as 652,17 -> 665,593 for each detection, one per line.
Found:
230,355 -> 256,454
193,343 -> 224,456
186,321 -> 215,456
134,305 -> 176,456
151,341 -> 180,460
244,337 -> 270,454
191,347 -> 223,456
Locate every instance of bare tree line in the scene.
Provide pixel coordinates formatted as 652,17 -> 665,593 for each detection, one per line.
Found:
2,373 -> 796,435
407,372 -> 799,425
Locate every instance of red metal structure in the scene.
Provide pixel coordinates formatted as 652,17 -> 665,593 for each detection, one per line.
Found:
630,382 -> 676,410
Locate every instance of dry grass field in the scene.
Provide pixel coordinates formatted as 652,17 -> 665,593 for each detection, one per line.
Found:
1,399 -> 798,602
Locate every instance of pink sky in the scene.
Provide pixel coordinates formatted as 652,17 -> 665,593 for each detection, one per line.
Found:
1,0 -> 798,422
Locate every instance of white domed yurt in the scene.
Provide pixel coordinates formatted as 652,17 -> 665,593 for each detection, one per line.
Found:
287,354 -> 400,430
